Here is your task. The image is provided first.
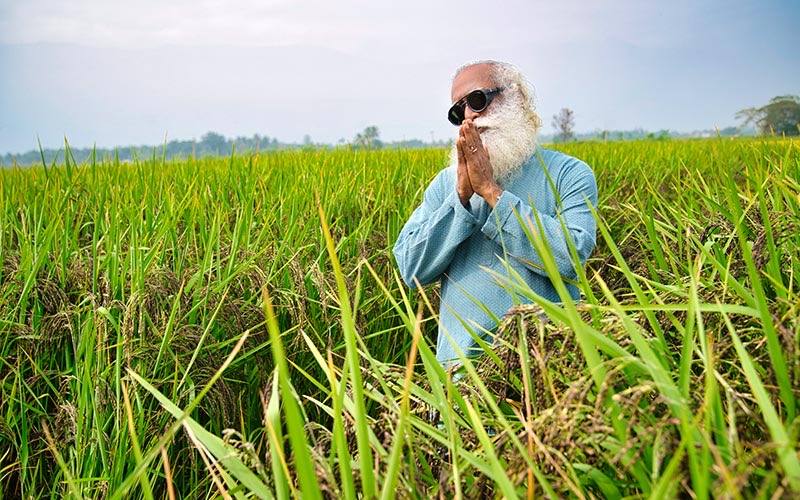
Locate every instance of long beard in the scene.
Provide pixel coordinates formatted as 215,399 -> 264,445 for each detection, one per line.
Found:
450,95 -> 539,183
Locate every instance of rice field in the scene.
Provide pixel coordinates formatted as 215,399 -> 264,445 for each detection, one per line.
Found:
0,137 -> 798,498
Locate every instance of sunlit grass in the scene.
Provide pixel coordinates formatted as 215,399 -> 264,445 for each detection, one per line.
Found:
1,138 -> 798,498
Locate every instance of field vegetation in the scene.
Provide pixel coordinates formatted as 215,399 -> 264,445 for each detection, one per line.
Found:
0,138 -> 798,498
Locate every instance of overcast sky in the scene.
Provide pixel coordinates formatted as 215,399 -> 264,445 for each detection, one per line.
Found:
1,0 -> 798,154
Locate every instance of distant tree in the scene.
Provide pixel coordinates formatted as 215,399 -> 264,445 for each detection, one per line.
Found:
354,126 -> 382,149
200,131 -> 228,153
595,129 -> 610,142
551,108 -> 575,142
736,95 -> 800,136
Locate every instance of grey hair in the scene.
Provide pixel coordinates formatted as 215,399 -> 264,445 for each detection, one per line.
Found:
453,60 -> 542,130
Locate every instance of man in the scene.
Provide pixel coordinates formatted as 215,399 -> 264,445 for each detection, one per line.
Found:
393,60 -> 597,367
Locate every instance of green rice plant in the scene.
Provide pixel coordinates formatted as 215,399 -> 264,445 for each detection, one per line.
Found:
1,137 -> 798,498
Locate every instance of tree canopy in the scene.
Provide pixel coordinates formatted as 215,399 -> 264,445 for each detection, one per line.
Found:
353,126 -> 382,149
736,95 -> 800,136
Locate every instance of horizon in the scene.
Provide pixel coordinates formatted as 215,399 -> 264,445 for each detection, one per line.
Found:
1,0 -> 798,155
1,124 -> 753,161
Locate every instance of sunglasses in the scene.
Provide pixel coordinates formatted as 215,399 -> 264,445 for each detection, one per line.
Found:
448,87 -> 503,125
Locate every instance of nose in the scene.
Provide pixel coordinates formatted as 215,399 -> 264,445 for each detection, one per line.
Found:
464,105 -> 481,121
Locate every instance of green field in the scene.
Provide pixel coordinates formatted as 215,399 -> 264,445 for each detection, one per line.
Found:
1,138 -> 798,498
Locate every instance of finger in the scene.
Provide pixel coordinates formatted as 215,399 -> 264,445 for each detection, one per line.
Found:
459,127 -> 468,151
461,120 -> 473,144
464,121 -> 482,148
460,121 -> 482,154
457,139 -> 471,179
457,137 -> 466,164
460,124 -> 474,151
463,118 -> 477,135
464,134 -> 482,158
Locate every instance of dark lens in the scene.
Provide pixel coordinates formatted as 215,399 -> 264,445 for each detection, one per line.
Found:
466,90 -> 488,112
448,104 -> 464,125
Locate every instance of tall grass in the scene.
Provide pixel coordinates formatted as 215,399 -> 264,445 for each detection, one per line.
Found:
0,138 -> 798,498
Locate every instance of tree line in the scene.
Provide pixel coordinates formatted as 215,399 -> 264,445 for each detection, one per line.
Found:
550,95 -> 799,143
5,95 -> 797,166
1,129 -> 450,167
2,132 -> 287,168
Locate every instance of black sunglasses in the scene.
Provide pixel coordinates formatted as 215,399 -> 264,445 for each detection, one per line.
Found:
448,87 -> 503,125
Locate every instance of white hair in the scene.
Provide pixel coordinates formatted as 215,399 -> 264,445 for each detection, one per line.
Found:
449,60 -> 542,183
453,60 -> 542,131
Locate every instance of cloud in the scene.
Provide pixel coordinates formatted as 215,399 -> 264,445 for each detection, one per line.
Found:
1,0 -> 365,48
2,0 -> 797,153
1,0 -> 705,51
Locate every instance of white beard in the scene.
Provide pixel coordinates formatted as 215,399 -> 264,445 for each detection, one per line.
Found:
450,93 -> 539,183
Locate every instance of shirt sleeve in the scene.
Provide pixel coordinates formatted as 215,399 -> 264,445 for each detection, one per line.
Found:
480,159 -> 597,281
393,170 -> 481,288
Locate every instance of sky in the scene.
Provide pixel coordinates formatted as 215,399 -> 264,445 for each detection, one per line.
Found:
0,0 -> 798,154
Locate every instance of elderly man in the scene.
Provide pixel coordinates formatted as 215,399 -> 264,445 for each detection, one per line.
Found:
393,60 -> 597,367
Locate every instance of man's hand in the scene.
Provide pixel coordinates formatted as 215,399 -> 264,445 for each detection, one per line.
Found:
460,119 -> 504,207
456,136 -> 474,207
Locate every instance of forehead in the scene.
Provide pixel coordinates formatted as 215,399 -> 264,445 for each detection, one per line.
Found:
451,64 -> 496,103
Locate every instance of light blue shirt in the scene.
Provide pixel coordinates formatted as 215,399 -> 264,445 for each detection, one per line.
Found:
393,147 -> 598,366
